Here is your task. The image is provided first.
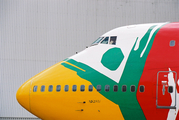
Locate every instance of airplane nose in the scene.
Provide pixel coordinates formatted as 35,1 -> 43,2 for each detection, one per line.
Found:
16,79 -> 31,112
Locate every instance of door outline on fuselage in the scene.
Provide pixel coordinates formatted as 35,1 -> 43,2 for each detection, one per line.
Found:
156,71 -> 177,109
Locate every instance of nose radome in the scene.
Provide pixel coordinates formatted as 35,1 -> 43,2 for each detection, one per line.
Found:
16,79 -> 31,112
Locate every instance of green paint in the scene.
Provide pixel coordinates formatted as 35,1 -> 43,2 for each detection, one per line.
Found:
116,25 -> 157,119
62,25 -> 163,120
101,48 -> 124,71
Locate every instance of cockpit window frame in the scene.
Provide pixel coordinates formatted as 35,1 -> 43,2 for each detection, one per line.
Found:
91,36 -> 117,46
91,37 -> 104,46
109,36 -> 117,45
100,37 -> 109,44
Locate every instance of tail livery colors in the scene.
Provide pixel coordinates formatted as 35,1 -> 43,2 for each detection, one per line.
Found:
16,22 -> 179,120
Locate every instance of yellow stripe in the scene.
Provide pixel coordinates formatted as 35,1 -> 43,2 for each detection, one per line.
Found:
63,61 -> 86,72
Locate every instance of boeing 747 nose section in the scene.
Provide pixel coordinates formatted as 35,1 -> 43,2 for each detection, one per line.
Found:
16,61 -> 124,120
16,22 -> 179,120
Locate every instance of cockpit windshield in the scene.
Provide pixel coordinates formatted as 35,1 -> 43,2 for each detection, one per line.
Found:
101,37 -> 109,44
91,37 -> 104,45
109,36 -> 117,45
91,36 -> 117,46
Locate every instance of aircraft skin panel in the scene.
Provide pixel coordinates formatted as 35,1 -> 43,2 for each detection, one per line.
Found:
16,22 -> 179,120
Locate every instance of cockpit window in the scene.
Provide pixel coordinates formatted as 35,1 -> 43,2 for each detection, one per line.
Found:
91,37 -> 104,45
109,36 -> 117,45
100,37 -> 109,44
91,36 -> 117,46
